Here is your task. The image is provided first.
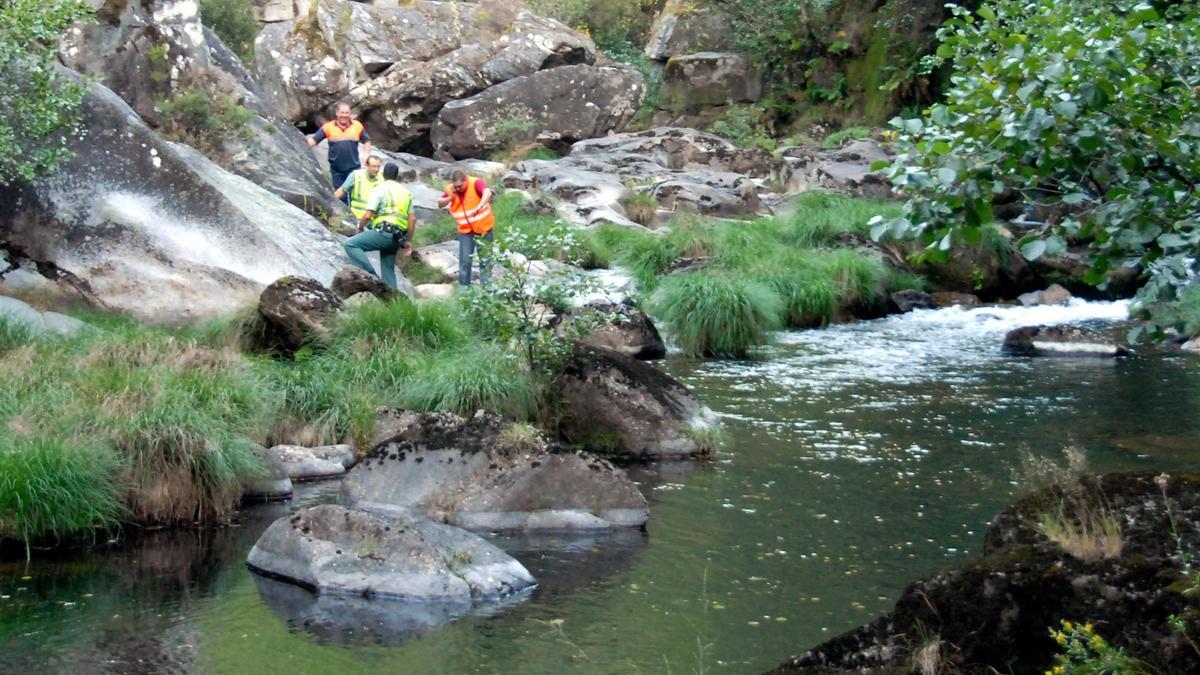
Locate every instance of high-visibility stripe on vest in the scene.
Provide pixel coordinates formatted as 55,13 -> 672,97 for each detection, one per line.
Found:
321,119 -> 365,142
348,169 -> 383,220
370,181 -> 413,232
446,177 -> 494,235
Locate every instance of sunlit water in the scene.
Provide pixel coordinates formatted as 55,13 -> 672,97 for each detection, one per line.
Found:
4,300 -> 1199,674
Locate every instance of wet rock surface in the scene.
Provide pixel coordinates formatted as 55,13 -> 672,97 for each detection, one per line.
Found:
1018,283 -> 1073,307
0,80 -> 343,322
60,0 -> 338,217
247,504 -> 535,601
331,266 -> 412,301
771,473 -> 1200,675
554,346 -> 720,459
342,411 -> 649,530
1002,325 -> 1129,358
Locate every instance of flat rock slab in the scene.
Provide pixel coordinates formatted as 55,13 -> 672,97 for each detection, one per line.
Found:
341,411 -> 649,530
247,504 -> 534,602
264,445 -> 347,481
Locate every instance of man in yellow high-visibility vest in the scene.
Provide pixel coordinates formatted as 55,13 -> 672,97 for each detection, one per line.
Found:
333,155 -> 383,220
344,163 -> 417,289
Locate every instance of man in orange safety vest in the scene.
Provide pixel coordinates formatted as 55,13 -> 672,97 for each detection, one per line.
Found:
438,169 -> 495,286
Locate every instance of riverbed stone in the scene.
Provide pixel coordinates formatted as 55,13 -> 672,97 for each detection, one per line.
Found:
247,504 -> 535,601
415,283 -> 456,301
771,473 -> 1200,674
1018,283 -> 1073,307
1002,325 -> 1129,358
264,444 -> 347,482
888,289 -> 935,314
930,291 -> 980,308
560,303 -> 667,360
331,266 -> 398,301
242,460 -> 294,502
311,444 -> 357,470
554,346 -> 720,459
342,411 -> 649,530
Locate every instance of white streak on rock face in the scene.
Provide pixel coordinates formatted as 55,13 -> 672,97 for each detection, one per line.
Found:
152,0 -> 200,23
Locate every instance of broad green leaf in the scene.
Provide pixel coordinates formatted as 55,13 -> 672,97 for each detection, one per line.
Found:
1020,239 -> 1047,260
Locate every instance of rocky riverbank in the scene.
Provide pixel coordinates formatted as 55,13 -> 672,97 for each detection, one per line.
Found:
771,473 -> 1200,674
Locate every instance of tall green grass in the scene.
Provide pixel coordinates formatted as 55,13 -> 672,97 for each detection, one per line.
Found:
0,436 -> 122,557
398,347 -> 536,419
650,272 -> 783,358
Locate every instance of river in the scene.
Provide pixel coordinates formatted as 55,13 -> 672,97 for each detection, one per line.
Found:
3,300 -> 1199,674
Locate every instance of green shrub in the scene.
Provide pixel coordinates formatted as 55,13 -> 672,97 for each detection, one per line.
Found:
157,87 -> 254,154
200,0 -> 260,64
399,347 -> 536,419
650,272 -> 783,358
709,104 -> 777,151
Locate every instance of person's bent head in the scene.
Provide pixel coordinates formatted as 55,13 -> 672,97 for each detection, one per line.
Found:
383,163 -> 400,181
450,169 -> 468,194
365,155 -> 382,176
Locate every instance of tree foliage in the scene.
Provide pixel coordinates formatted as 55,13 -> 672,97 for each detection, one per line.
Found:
0,0 -> 92,184
874,0 -> 1200,338
200,0 -> 259,65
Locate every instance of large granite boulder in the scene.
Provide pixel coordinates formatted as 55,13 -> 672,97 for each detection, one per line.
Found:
254,0 -> 596,150
260,444 -> 351,482
431,64 -> 645,158
59,0 -> 338,217
247,504 -> 535,601
779,140 -> 895,199
554,346 -> 720,459
645,1 -> 734,60
0,81 -> 343,322
1002,325 -> 1129,358
331,266 -> 409,301
341,411 -> 649,530
771,473 -> 1200,674
257,277 -> 344,352
659,52 -> 762,111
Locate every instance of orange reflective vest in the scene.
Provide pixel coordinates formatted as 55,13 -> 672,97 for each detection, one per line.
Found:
446,177 -> 494,235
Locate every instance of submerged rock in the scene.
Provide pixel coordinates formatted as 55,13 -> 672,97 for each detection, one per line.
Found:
771,473 -> 1200,674
342,411 -> 649,530
554,346 -> 720,459
242,454 -> 294,502
1003,325 -> 1129,358
247,504 -> 535,601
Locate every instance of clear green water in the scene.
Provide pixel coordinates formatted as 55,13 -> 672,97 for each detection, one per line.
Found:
3,301 -> 1199,674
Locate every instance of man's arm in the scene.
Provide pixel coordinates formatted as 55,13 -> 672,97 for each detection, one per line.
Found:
403,208 -> 416,255
334,172 -> 354,201
308,127 -> 325,148
357,209 -> 373,233
437,190 -> 452,208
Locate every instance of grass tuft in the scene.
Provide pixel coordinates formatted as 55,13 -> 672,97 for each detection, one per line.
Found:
650,272 -> 783,358
399,347 -> 536,419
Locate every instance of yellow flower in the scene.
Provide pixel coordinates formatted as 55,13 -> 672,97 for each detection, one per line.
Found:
1090,636 -> 1106,650
1083,623 -> 1094,633
1062,620 -> 1074,631
1054,631 -> 1067,645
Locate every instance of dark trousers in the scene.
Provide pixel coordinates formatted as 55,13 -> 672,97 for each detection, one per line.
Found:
331,168 -> 354,204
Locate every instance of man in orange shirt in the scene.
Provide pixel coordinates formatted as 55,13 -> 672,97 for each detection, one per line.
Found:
308,102 -> 372,199
438,169 -> 495,286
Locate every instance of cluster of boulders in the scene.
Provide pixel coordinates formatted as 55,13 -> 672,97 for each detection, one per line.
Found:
772,473 -> 1200,674
253,0 -> 643,156
242,443 -> 357,501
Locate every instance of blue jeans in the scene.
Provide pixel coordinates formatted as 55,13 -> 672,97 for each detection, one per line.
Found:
345,228 -> 405,289
458,231 -> 493,286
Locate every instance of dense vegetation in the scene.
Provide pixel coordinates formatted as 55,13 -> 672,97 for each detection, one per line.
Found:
0,0 -> 92,184
878,0 -> 1200,338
